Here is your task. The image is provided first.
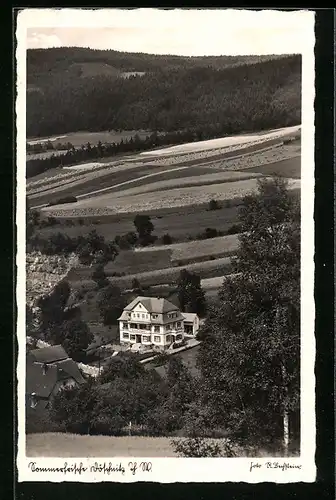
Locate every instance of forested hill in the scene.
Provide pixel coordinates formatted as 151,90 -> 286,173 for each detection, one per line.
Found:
27,48 -> 301,138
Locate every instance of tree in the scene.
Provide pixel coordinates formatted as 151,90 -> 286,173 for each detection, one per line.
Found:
96,284 -> 126,326
208,199 -> 220,211
177,269 -> 206,316
133,214 -> 155,246
61,319 -> 94,361
162,233 -> 173,245
195,177 -> 300,454
131,278 -> 142,292
98,353 -> 146,384
50,379 -> 97,434
36,280 -> 93,359
92,264 -> 109,288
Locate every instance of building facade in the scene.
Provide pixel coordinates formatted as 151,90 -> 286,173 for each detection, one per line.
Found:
118,296 -> 199,349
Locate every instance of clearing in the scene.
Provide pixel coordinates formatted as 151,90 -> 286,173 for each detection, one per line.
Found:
27,130 -> 152,148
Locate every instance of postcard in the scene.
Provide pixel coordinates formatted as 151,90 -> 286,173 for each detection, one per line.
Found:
16,8 -> 315,483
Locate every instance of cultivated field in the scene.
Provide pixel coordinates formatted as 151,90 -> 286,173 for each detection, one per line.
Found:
136,234 -> 240,264
26,433 -> 178,457
36,204 -> 242,243
44,177 -> 300,217
140,125 -> 301,156
70,256 -> 233,289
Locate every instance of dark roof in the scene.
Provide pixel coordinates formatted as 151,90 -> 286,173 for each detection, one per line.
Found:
26,362 -> 59,398
28,345 -> 68,364
57,359 -> 86,385
124,296 -> 179,314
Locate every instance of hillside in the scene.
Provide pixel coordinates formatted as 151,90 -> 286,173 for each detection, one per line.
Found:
26,48 -> 301,138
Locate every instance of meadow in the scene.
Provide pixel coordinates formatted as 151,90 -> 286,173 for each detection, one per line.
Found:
136,234 -> 240,265
140,125 -> 300,156
52,177 -> 301,216
27,129 -> 152,148
70,256 -> 233,289
26,433 -> 178,457
36,203 -> 241,242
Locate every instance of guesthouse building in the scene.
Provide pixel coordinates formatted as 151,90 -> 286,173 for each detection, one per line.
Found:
118,296 -> 199,349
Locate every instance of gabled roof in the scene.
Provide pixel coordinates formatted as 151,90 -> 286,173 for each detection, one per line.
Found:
124,296 -> 179,314
28,345 -> 68,364
182,312 -> 198,322
26,362 -> 59,398
57,359 -> 86,385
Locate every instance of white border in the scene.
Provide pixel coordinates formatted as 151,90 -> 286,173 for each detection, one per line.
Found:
16,8 -> 316,483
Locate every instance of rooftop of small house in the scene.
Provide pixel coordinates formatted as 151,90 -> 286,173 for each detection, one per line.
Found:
27,344 -> 68,364
181,312 -> 198,323
26,345 -> 86,409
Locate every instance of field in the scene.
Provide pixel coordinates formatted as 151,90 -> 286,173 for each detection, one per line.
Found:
140,125 -> 301,156
44,177 -> 300,217
246,155 -> 301,178
27,129 -> 152,148
26,433 -> 178,457
69,256 -> 233,289
136,234 -> 240,264
29,126 -> 301,312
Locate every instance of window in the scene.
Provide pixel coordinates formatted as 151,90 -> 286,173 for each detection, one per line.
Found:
166,335 -> 171,342
142,335 -> 151,342
152,314 -> 158,319
154,336 -> 161,342
176,321 -> 181,328
130,334 -> 136,341
154,325 -> 160,333
137,313 -> 140,318
139,324 -> 151,330
130,323 -> 137,329
142,314 -> 145,318
176,334 -> 182,340
122,322 -> 129,329
166,324 -> 172,331
123,332 -> 129,339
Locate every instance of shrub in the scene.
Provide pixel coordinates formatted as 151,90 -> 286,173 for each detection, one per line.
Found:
208,199 -> 220,211
226,224 -> 242,235
162,233 -> 173,245
47,196 -> 77,207
204,227 -> 218,239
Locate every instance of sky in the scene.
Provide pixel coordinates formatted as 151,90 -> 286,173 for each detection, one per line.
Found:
24,8 -> 312,56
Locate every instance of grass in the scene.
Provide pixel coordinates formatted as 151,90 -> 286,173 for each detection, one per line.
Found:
36,204 -> 241,242
70,256 -> 233,289
137,234 -> 240,264
114,171 -> 262,198
26,433 -> 178,457
27,129 -> 152,148
245,155 -> 301,179
44,178 -> 264,217
28,164 -> 213,207
105,249 -> 172,275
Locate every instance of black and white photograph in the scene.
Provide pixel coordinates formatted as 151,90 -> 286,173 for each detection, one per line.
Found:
16,8 -> 315,483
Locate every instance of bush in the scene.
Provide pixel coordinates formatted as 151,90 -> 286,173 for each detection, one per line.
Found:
226,224 -> 242,235
162,233 -> 173,245
208,199 -> 220,211
47,196 -> 78,206
204,227 -> 218,239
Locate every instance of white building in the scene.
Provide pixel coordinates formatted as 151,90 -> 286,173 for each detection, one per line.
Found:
118,296 -> 199,350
